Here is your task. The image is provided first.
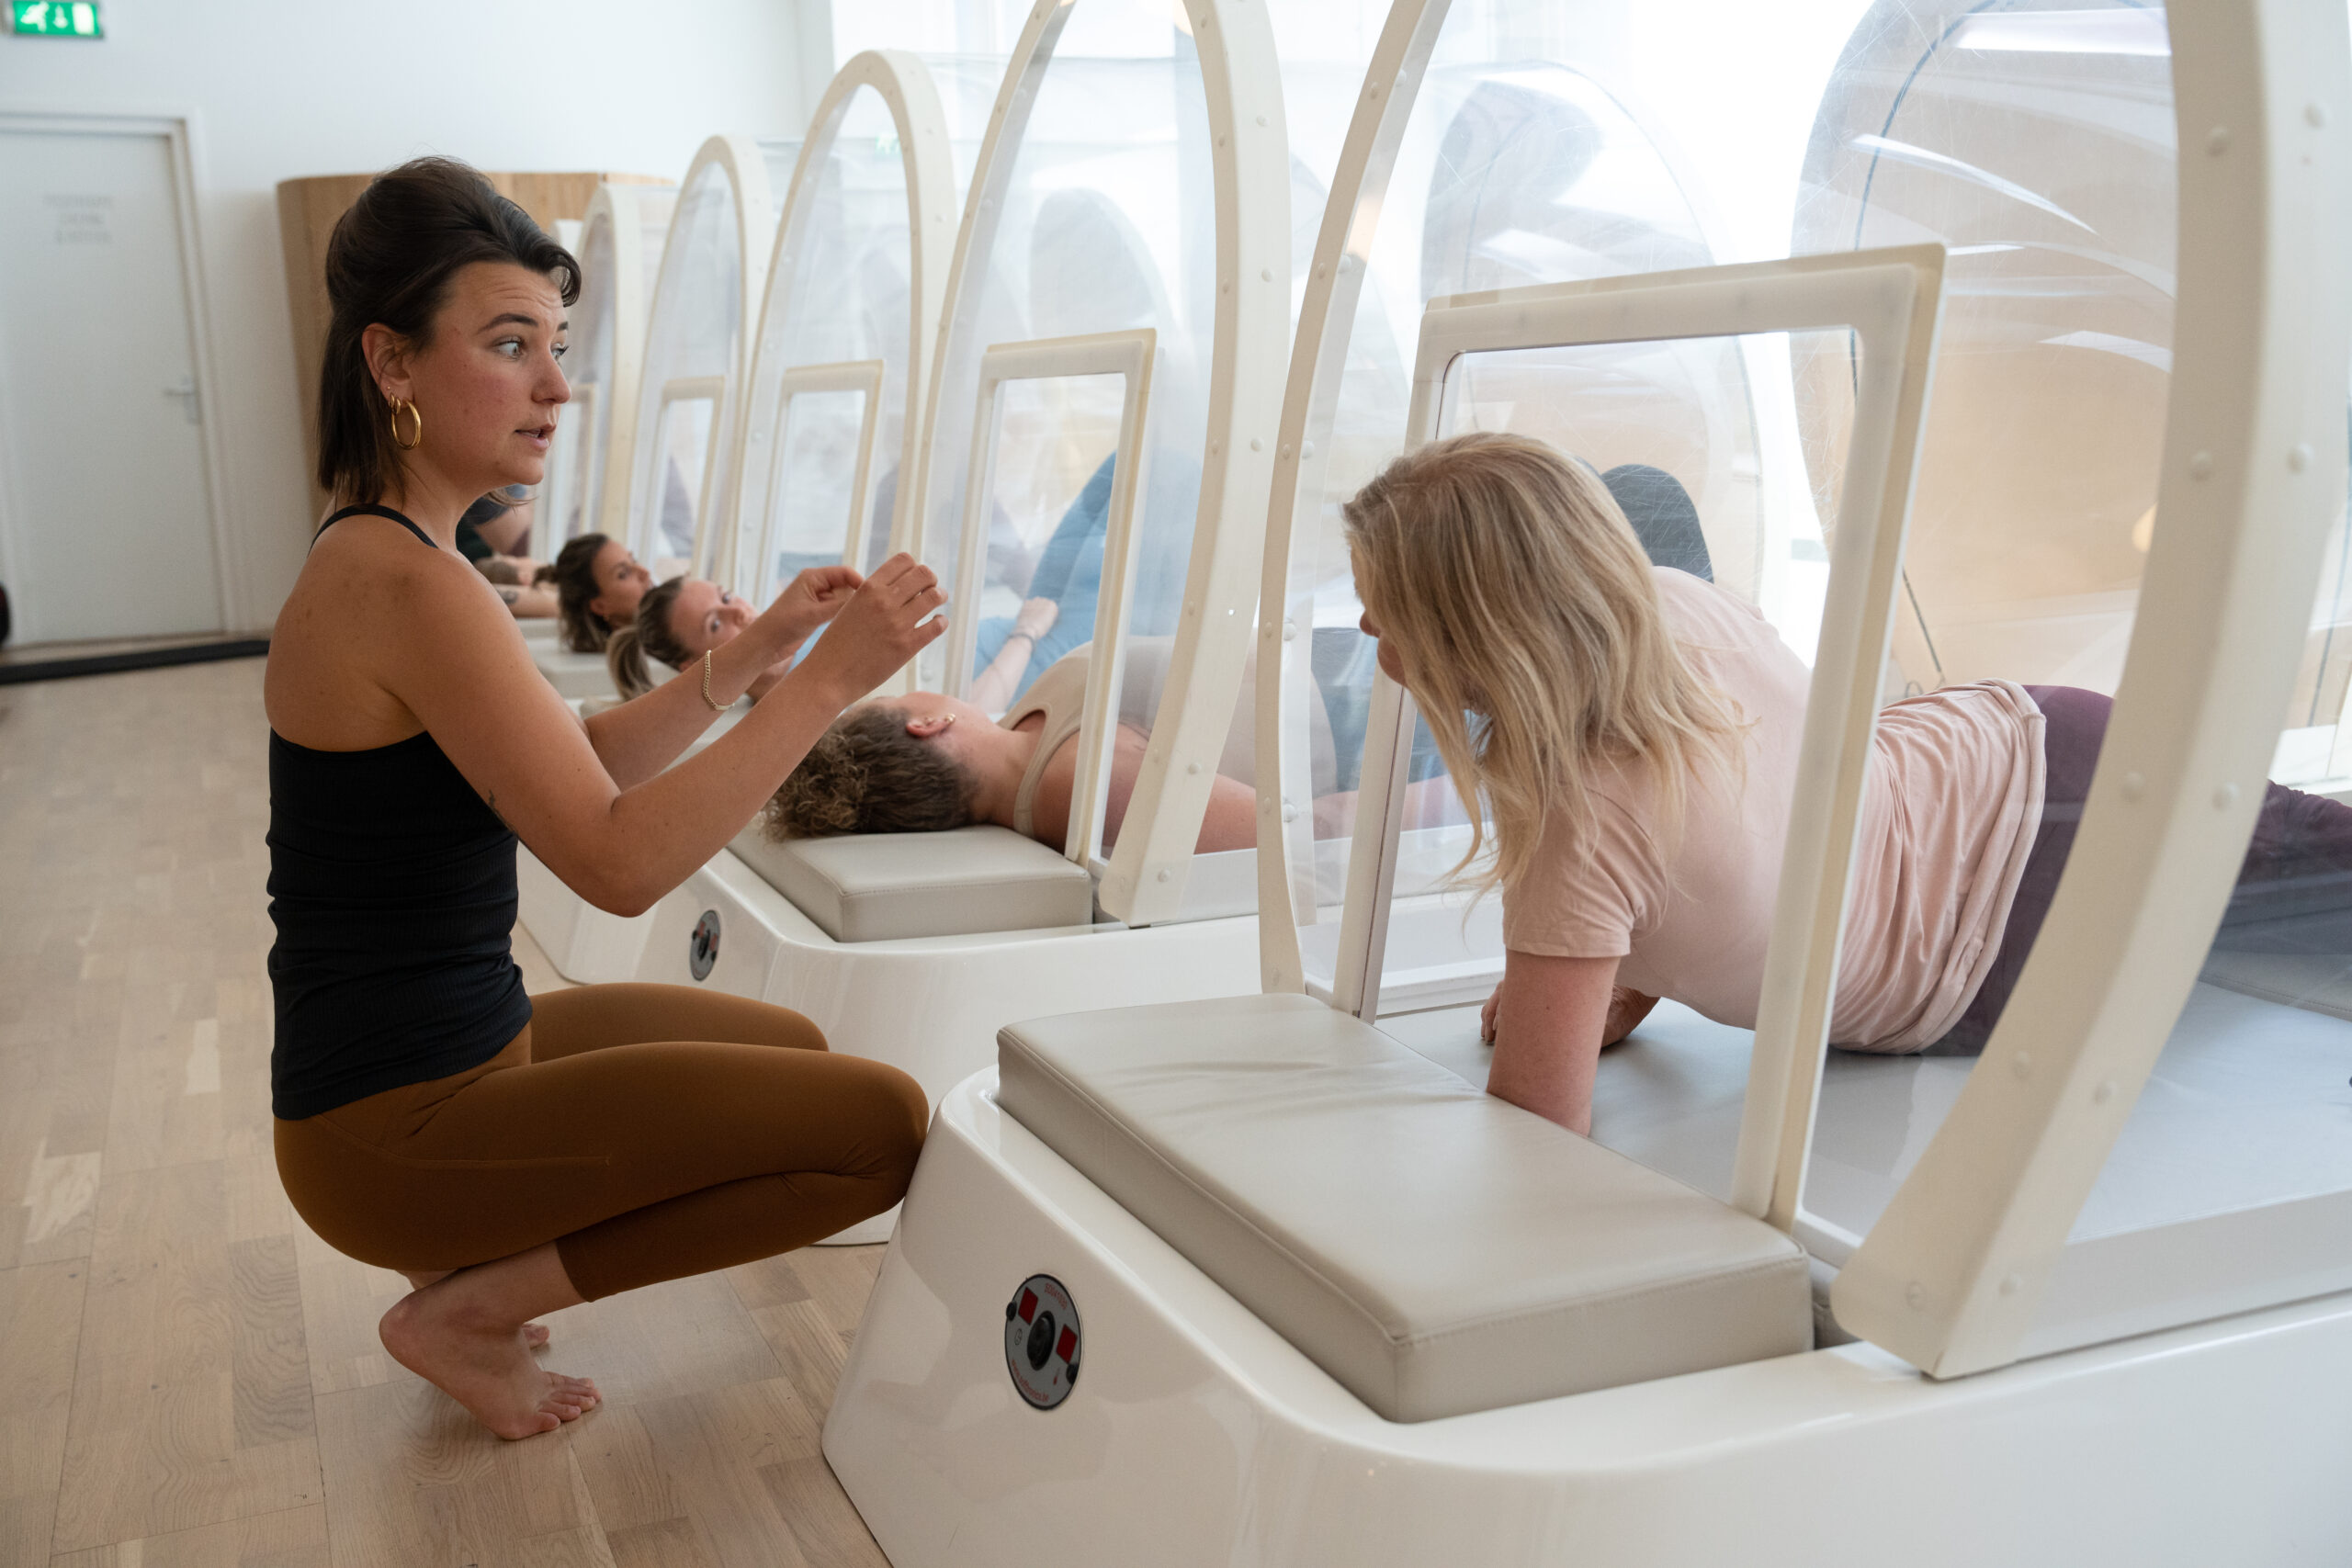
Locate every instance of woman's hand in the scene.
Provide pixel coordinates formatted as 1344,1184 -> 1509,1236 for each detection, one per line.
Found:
1484,982 -> 1654,1047
757,565 -> 864,661
787,553 -> 946,706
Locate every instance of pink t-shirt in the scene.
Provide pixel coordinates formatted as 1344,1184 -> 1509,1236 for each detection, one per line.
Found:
1499,569 -> 2045,1053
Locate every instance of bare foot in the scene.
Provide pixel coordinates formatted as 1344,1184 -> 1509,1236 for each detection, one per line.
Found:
379,1286 -> 598,1439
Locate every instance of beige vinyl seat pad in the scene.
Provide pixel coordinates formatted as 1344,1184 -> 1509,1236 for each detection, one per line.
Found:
998,991 -> 1813,1424
535,648 -> 620,701
731,823 -> 1095,943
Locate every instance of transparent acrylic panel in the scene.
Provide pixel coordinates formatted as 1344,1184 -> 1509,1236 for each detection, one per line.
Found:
763,386 -> 872,597
957,371 -> 1125,716
1309,331 -> 1841,1022
1791,0 -> 2176,701
545,209 -> 617,546
630,161 -> 747,564
650,395 -> 716,577
546,382 -> 600,547
1282,39 -> 1752,940
738,80 -> 986,595
916,39 -> 1217,705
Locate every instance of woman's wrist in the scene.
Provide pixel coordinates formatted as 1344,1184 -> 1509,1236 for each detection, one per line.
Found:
707,631 -> 783,707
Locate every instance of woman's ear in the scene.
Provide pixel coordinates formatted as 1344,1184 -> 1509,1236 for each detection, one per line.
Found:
362,322 -> 413,403
904,712 -> 956,739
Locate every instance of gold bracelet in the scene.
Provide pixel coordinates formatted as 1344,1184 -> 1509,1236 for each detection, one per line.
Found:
700,649 -> 725,712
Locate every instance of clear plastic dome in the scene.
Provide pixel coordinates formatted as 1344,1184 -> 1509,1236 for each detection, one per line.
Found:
541,183 -> 675,555
622,136 -> 797,581
914,45 -> 1219,706
730,57 -> 995,612
1264,0 -> 2352,1349
1274,13 -> 1770,939
897,2 -> 1388,923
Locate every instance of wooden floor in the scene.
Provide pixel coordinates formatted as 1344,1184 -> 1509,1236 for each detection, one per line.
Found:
0,659 -> 893,1568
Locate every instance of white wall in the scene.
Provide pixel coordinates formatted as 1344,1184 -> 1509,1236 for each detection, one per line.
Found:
0,0 -> 821,633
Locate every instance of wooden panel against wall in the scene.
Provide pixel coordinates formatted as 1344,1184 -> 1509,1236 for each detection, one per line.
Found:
275,170 -> 666,516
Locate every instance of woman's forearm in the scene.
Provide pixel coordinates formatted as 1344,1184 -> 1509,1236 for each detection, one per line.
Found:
554,660 -> 857,914
968,632 -> 1035,714
582,624 -> 796,790
1485,950 -> 1621,1135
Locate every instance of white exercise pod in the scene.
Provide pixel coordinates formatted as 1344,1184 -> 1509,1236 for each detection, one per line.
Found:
821,2 -> 2352,1563
628,4 -> 1304,1126
533,180 -> 677,568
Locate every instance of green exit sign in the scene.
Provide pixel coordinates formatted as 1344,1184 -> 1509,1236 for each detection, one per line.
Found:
10,1 -> 102,36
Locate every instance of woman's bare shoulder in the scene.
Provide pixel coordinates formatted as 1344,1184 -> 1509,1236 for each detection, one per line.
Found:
267,518 -> 518,746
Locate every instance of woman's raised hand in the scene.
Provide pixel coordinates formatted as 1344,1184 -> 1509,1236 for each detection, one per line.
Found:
759,564 -> 864,656
792,553 -> 946,702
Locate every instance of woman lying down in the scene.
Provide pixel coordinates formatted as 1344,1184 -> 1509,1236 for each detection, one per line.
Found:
765,632 -> 1327,855
605,567 -> 1317,855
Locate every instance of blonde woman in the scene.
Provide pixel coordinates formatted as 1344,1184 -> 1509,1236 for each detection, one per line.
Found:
1344,432 -> 2352,1136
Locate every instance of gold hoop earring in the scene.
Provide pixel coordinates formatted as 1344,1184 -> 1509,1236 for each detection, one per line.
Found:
389,397 -> 423,450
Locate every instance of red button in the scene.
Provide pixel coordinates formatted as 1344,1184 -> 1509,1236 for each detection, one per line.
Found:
1057,1325 -> 1079,1362
1019,1290 -> 1038,1323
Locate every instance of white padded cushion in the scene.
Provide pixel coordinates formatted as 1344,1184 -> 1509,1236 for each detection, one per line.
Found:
535,648 -> 618,700
999,992 -> 1812,1423
730,823 -> 1093,942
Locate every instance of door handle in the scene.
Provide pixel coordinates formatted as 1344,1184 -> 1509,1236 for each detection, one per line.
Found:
162,378 -> 200,423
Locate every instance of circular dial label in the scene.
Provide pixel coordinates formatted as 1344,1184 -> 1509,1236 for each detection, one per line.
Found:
687,909 -> 721,981
1003,1274 -> 1081,1409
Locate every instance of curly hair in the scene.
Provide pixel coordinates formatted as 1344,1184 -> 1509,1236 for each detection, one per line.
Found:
763,704 -> 977,839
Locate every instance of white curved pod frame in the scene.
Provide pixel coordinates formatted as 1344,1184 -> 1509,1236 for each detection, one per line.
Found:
585,183 -> 673,547
1329,251 -> 1945,1231
1833,0 -> 2352,1379
568,182 -> 674,555
628,134 -> 780,583
949,331 -> 1158,871
1253,0 -> 1448,987
730,50 -> 959,594
903,0 -> 1292,928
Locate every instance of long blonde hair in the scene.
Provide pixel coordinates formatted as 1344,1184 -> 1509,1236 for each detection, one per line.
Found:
1341,432 -> 1742,895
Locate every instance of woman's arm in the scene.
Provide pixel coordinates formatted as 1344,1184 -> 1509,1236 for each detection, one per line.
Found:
492,581 -> 558,618
382,551 -> 942,915
968,597 -> 1057,714
581,566 -> 860,789
1477,950 -> 1625,1135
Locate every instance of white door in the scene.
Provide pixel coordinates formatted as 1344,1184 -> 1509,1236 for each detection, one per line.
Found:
0,122 -> 223,644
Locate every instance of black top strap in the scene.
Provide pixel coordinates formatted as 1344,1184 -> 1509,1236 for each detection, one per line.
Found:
316,503 -> 436,549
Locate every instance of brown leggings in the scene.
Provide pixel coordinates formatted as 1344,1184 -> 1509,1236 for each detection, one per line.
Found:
273,985 -> 928,1302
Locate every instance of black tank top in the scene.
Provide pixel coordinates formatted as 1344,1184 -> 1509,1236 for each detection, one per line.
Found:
266,504 -> 530,1119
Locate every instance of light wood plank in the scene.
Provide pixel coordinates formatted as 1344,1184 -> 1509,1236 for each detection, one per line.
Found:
531,1272 -> 782,1410
1,1260 -> 89,1568
50,1162 -> 322,1554
311,1377 -> 594,1568
291,1229 -> 403,1400
746,1299 -> 854,1416
575,1379 -> 821,1568
102,985 -> 225,1177
46,1503 -> 327,1568
759,1456 -> 887,1568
